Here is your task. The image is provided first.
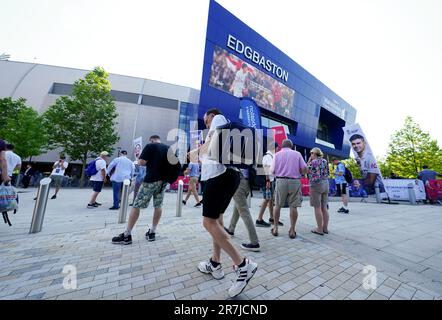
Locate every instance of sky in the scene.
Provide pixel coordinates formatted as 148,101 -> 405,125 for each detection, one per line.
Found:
1,0 -> 441,158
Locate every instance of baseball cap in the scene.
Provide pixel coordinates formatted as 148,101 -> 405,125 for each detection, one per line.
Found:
100,151 -> 109,157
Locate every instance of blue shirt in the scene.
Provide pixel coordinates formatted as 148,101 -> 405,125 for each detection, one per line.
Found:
334,163 -> 346,185
107,156 -> 135,182
188,163 -> 200,177
136,166 -> 146,183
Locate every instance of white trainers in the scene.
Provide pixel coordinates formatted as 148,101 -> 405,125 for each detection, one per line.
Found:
198,259 -> 225,280
228,258 -> 258,298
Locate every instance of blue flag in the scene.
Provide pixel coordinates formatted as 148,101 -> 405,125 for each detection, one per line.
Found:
240,97 -> 261,129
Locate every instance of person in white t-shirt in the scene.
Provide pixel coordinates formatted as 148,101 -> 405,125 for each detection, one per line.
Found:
87,151 -> 109,209
49,154 -> 69,199
255,143 -> 284,227
189,108 -> 258,298
5,144 -> 22,182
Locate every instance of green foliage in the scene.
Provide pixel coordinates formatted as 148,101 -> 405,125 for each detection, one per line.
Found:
43,67 -> 119,184
341,158 -> 362,179
386,116 -> 442,178
377,157 -> 393,178
0,97 -> 48,159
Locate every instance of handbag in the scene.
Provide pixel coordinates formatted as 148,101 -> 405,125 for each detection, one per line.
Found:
0,183 -> 18,226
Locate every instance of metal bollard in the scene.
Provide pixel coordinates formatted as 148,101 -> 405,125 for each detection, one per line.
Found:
118,179 -> 131,224
29,178 -> 52,234
176,180 -> 184,217
375,185 -> 381,203
408,183 -> 417,205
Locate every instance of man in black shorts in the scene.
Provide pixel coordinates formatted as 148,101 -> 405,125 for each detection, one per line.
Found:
190,108 -> 258,298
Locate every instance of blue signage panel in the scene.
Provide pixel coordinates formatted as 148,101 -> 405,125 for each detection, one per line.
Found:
240,97 -> 261,129
199,0 -> 357,158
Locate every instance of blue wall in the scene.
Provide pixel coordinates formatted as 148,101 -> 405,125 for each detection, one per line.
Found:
199,0 -> 356,158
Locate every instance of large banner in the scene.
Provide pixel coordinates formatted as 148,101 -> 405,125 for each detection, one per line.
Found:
240,97 -> 262,129
383,179 -> 426,201
209,46 -> 295,119
343,124 -> 387,197
133,137 -> 142,161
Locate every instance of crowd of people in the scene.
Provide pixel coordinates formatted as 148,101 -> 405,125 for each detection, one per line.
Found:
2,106 -> 441,298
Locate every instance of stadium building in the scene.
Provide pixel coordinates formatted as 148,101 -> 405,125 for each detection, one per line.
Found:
0,0 -> 356,178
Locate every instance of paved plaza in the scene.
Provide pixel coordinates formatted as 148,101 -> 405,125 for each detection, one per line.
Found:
0,187 -> 441,300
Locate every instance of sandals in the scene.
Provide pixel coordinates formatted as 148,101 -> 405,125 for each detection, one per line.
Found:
289,230 -> 297,239
271,228 -> 279,237
323,230 -> 329,234
311,229 -> 324,236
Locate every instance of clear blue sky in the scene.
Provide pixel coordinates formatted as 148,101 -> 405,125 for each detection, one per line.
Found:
1,0 -> 441,157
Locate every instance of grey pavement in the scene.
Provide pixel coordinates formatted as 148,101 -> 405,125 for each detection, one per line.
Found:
0,186 -> 441,300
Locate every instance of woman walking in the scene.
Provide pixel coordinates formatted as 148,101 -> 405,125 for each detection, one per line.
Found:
307,148 -> 330,235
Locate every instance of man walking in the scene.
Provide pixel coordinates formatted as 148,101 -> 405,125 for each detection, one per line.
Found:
49,155 -> 68,199
225,168 -> 261,252
22,163 -> 35,188
112,135 -> 169,244
256,143 -> 283,228
333,158 -> 349,214
191,108 -> 257,298
270,139 -> 307,238
5,144 -> 22,183
107,150 -> 135,210
87,151 -> 109,208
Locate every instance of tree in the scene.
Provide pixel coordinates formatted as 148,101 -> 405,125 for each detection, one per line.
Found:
386,116 -> 442,178
377,157 -> 393,178
0,97 -> 48,160
0,97 -> 27,137
44,67 -> 119,186
341,158 -> 362,179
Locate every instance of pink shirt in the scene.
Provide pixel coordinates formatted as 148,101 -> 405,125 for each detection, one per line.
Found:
271,148 -> 307,179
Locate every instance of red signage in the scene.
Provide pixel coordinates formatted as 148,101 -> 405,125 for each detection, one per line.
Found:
272,126 -> 287,151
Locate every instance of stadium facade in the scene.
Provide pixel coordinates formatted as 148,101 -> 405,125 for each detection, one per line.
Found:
0,0 -> 356,175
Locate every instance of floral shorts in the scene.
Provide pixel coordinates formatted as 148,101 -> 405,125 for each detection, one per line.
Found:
133,181 -> 167,209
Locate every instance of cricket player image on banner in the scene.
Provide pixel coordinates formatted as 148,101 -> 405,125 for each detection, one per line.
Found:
133,137 -> 143,160
343,124 -> 387,197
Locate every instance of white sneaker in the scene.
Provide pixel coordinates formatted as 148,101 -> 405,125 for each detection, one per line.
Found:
198,259 -> 225,280
228,258 -> 258,298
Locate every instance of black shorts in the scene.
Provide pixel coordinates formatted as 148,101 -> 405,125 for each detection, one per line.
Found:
92,181 -> 104,193
336,183 -> 347,196
202,168 -> 240,220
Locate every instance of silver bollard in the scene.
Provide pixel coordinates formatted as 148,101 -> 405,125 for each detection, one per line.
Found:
118,179 -> 131,224
408,183 -> 417,205
176,180 -> 184,217
29,178 -> 52,234
375,185 -> 381,203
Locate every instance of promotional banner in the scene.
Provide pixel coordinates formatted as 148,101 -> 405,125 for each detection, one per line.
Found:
343,124 -> 387,197
240,97 -> 262,129
383,179 -> 426,201
272,126 -> 287,150
133,137 -> 142,160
